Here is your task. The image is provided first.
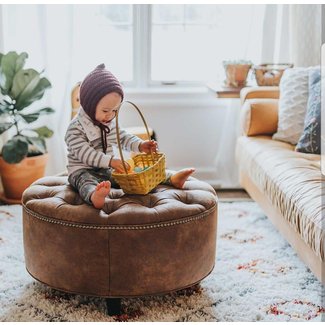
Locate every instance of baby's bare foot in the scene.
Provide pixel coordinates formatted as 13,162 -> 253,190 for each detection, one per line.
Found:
91,181 -> 111,209
170,168 -> 195,189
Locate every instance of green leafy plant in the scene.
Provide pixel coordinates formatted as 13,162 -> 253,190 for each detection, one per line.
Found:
0,51 -> 54,164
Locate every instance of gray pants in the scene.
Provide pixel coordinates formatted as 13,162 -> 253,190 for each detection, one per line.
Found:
68,168 -> 173,205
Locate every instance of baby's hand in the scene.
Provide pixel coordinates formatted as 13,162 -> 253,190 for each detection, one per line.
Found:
139,140 -> 158,154
110,158 -> 130,173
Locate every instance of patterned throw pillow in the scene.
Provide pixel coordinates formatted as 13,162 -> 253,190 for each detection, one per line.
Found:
272,68 -> 309,145
295,68 -> 320,154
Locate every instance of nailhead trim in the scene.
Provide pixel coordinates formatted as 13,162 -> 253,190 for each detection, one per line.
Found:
22,203 -> 217,230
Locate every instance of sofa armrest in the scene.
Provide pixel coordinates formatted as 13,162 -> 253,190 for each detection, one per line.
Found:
240,99 -> 279,136
240,86 -> 280,105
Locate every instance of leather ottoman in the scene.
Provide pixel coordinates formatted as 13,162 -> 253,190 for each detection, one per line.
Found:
22,176 -> 218,314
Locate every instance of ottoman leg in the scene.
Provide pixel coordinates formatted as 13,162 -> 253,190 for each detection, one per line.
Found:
106,298 -> 122,316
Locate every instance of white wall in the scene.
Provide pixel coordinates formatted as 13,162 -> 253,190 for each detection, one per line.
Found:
121,87 -> 242,188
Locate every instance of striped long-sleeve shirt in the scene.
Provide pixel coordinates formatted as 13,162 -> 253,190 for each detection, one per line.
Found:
65,107 -> 143,175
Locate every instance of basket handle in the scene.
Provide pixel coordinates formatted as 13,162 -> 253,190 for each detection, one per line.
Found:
115,100 -> 154,175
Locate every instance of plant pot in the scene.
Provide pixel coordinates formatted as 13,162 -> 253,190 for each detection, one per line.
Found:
224,64 -> 252,87
0,153 -> 48,203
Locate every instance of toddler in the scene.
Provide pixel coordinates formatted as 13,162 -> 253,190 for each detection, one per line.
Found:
65,64 -> 195,209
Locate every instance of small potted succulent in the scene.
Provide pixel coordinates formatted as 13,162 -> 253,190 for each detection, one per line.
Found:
223,59 -> 253,88
0,51 -> 54,203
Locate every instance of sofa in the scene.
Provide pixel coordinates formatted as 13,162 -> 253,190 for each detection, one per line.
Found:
236,87 -> 324,284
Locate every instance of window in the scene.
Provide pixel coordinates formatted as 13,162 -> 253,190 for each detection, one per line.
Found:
73,4 -> 266,87
2,4 -> 266,87
150,5 -> 266,85
151,5 -> 222,83
72,5 -> 134,83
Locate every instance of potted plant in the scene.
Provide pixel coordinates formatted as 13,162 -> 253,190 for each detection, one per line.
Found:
223,59 -> 253,88
0,51 -> 54,203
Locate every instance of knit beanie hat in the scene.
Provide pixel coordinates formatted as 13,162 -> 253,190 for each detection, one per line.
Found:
79,63 -> 124,122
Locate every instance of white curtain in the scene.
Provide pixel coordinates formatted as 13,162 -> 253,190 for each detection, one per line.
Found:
262,4 -> 321,67
0,4 -> 136,176
213,99 -> 241,188
1,5 -> 74,175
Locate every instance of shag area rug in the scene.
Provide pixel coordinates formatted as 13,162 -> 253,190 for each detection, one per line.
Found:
0,202 -> 324,322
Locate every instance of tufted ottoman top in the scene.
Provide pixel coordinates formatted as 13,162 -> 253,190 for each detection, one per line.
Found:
22,176 -> 217,226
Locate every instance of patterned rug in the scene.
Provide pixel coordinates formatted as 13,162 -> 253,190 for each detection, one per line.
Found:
0,202 -> 324,322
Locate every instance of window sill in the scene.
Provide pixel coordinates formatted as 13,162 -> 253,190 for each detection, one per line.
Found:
125,86 -> 209,96
124,86 -> 240,109
124,86 -> 240,108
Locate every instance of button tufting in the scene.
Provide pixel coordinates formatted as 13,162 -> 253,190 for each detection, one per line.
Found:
22,176 -> 217,226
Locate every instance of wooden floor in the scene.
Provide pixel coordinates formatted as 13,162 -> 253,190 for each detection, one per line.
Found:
214,189 -> 252,201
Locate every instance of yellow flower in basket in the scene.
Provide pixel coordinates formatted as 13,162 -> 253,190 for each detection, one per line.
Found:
112,101 -> 166,195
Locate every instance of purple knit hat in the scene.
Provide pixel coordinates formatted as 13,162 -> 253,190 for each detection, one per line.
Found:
79,63 -> 124,121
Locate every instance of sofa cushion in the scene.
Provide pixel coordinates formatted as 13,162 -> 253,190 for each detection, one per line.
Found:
240,98 -> 278,136
272,68 -> 309,145
295,68 -> 321,154
236,136 -> 324,261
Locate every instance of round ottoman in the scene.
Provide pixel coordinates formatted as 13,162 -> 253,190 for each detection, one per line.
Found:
22,176 -> 217,313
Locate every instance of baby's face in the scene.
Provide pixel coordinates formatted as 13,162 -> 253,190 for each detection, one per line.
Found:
95,92 -> 122,124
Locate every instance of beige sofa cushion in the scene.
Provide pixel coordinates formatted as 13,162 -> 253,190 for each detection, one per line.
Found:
236,136 -> 324,261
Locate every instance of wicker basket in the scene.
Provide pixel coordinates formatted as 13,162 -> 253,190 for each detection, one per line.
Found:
112,101 -> 166,195
253,63 -> 293,86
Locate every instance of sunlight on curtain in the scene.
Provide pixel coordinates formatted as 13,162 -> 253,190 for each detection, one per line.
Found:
290,4 -> 321,67
3,5 -> 73,176
2,4 -> 133,175
262,4 -> 321,67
